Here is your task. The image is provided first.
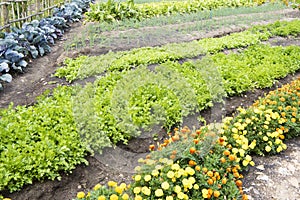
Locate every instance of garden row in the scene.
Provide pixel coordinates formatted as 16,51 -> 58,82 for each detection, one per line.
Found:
66,2 -> 288,51
1,20 -> 300,194
72,77 -> 300,199
85,0 -> 265,22
56,19 -> 300,82
0,0 -> 93,90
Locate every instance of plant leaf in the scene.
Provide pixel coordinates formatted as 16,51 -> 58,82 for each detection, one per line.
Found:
0,73 -> 12,82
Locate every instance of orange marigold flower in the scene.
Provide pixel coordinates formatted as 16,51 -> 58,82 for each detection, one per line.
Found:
223,150 -> 230,156
213,190 -> 221,198
189,147 -> 196,154
236,180 -> 243,187
189,160 -> 197,166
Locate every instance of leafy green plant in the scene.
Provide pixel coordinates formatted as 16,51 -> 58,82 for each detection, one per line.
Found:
0,86 -> 88,192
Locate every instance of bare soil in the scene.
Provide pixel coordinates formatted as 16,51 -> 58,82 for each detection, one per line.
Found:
0,10 -> 300,200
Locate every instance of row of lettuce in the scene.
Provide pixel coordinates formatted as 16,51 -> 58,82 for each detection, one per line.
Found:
56,19 -> 300,82
0,20 -> 300,194
84,0 -> 267,22
0,0 -> 94,90
72,77 -> 300,199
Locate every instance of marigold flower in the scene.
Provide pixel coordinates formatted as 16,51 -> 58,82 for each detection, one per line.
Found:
94,183 -> 101,191
185,167 -> 195,175
214,190 -> 221,198
265,146 -> 272,152
174,185 -> 181,193
263,136 -> 268,141
134,195 -> 142,200
134,175 -> 141,182
98,196 -> 106,200
161,181 -> 170,190
155,189 -> 164,197
202,188 -> 209,198
144,174 -> 151,182
108,181 -> 118,187
121,193 -> 129,200
133,187 -> 141,194
166,196 -> 174,200
195,165 -> 201,171
115,186 -> 124,194
223,150 -> 230,156
188,160 -> 197,166
77,191 -> 85,199
110,194 -> 118,200
171,163 -> 180,171
189,147 -> 196,154
276,146 -> 283,152
152,169 -> 159,177
142,186 -> 151,196
177,192 -> 185,199
167,170 -> 175,178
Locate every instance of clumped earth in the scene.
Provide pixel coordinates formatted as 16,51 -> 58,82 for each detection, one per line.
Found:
1,10 -> 300,200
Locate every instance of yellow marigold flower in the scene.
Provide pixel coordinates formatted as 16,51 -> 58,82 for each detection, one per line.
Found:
122,193 -> 129,200
166,196 -> 174,200
155,189 -> 164,197
193,184 -> 199,190
144,175 -> 151,182
232,148 -> 239,154
177,192 -> 185,199
232,127 -> 238,134
134,195 -> 142,200
176,169 -> 185,178
161,181 -> 170,190
250,161 -> 255,166
167,171 -> 175,179
239,149 -> 245,157
263,136 -> 268,141
77,191 -> 85,199
265,146 -> 272,152
245,118 -> 251,124
245,155 -> 252,162
151,169 -> 159,177
242,160 -> 249,167
171,163 -> 180,171
134,166 -> 141,172
3,198 -> 12,200
282,143 -> 287,150
174,185 -> 181,193
115,186 -> 124,194
110,194 -> 118,200
275,139 -> 282,145
155,164 -> 163,170
263,125 -> 269,129
120,183 -> 127,190
249,140 -> 256,149
134,175 -> 141,182
185,167 -> 195,176
202,189 -> 209,198
276,146 -> 283,153
189,177 -> 196,184
133,187 -> 141,194
242,144 -> 248,150
108,181 -> 118,187
98,195 -> 106,200
142,186 -> 151,196
94,184 -> 102,191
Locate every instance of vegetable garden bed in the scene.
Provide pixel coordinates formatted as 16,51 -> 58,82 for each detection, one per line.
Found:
0,1 -> 300,200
